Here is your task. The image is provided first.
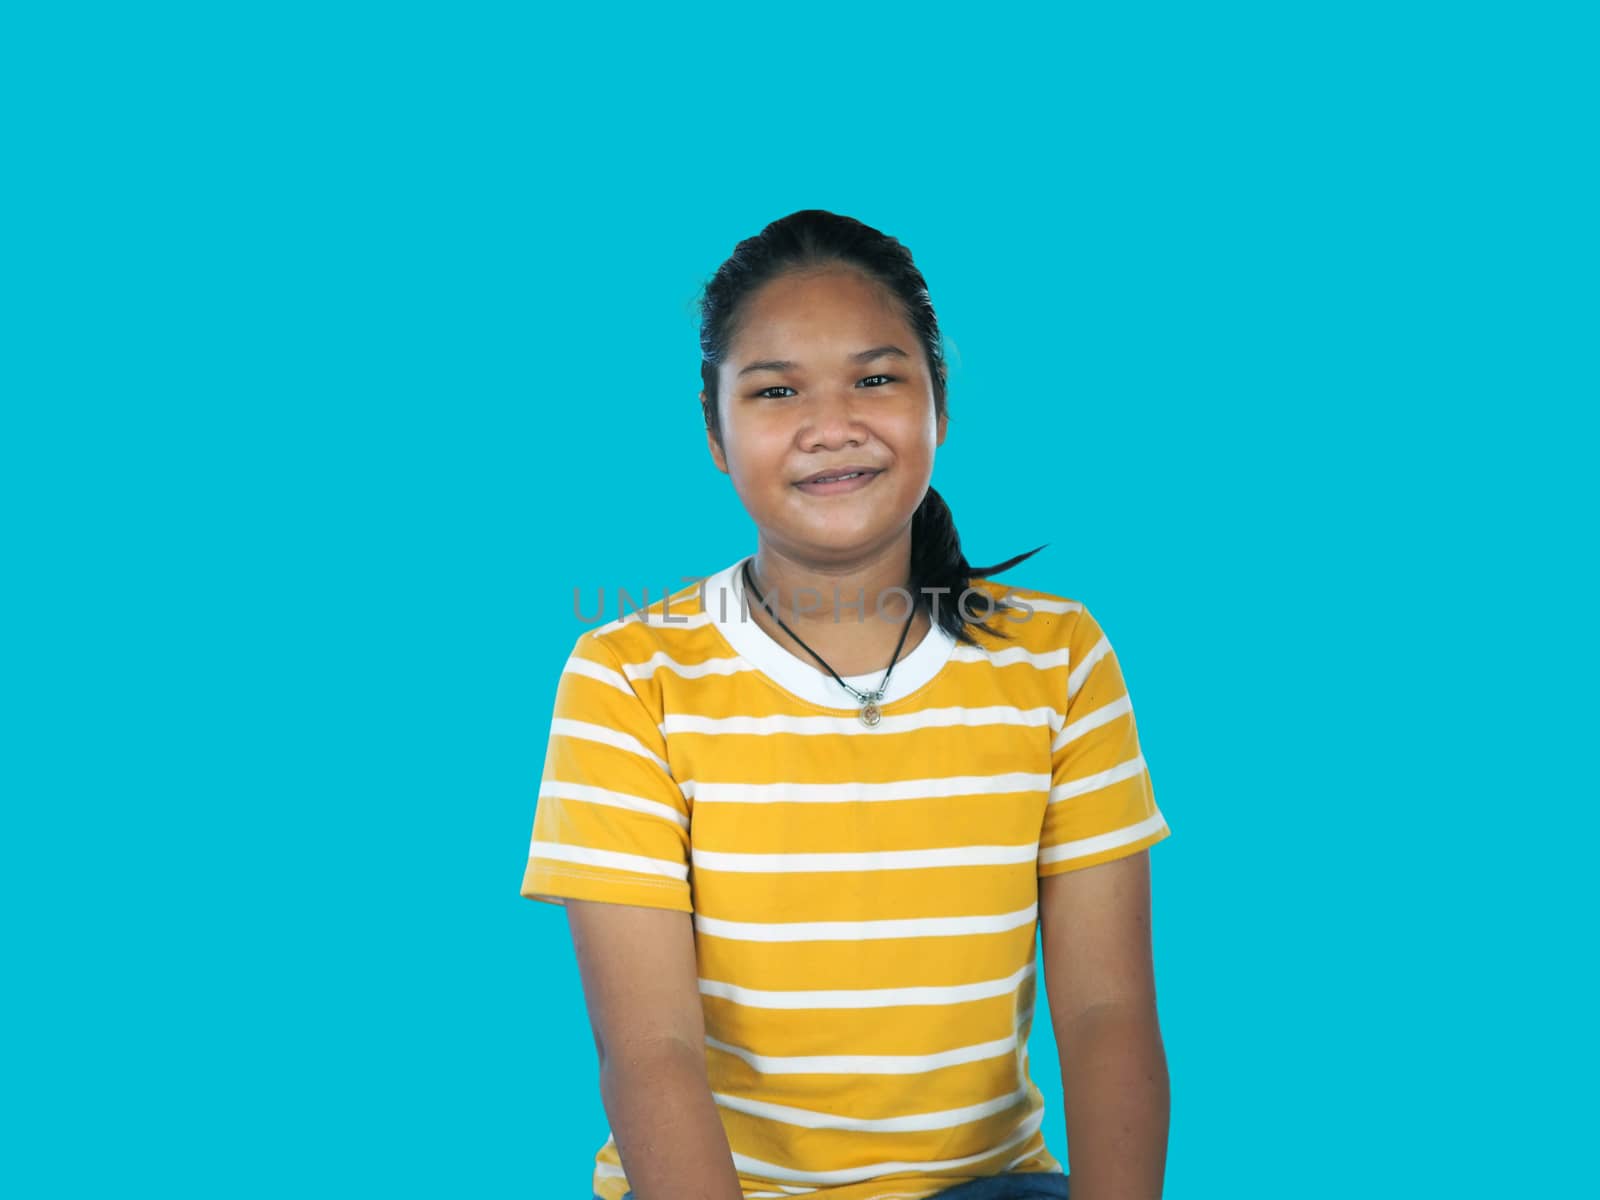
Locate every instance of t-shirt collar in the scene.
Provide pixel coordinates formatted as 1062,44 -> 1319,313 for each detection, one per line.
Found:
702,555 -> 957,710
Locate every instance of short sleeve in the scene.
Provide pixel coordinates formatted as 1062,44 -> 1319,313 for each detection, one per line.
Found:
520,632 -> 694,913
1039,604 -> 1171,876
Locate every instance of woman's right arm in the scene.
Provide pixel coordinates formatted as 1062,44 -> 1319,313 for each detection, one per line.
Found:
565,898 -> 745,1200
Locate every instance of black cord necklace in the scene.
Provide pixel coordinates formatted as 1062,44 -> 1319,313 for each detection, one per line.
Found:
742,558 -> 919,728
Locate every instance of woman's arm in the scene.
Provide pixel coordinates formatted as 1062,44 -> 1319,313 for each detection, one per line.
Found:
566,899 -> 744,1200
1039,850 -> 1170,1200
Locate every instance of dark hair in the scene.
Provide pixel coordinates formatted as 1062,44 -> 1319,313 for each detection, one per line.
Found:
697,209 -> 1046,648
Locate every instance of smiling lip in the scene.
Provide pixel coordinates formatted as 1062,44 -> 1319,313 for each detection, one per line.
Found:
796,466 -> 882,484
794,468 -> 882,495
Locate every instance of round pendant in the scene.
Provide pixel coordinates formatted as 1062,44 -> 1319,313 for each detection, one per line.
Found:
859,701 -> 882,727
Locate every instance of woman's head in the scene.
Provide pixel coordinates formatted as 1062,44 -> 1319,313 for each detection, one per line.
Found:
699,211 -> 950,445
696,209 -> 1044,647
701,261 -> 945,585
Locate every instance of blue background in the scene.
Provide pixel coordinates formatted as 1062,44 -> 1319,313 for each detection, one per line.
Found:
6,3 -> 1594,1197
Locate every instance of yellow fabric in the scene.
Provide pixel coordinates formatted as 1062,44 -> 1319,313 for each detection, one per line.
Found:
521,565 -> 1170,1200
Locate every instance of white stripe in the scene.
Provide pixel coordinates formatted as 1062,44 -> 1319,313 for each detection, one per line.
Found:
691,773 -> 1049,806
951,643 -> 1072,671
694,903 -> 1037,943
549,717 -> 669,772
622,650 -> 749,682
1066,635 -> 1112,701
702,1008 -> 1034,1079
712,1084 -> 1029,1133
1051,694 -> 1133,753
529,839 -> 688,881
730,1105 -> 1046,1186
1004,1149 -> 1057,1174
662,705 -> 1057,738
1038,811 -> 1169,865
538,780 -> 689,829
590,606 -> 710,636
692,842 -> 1039,875
561,654 -> 634,696
1013,597 -> 1081,615
1048,753 -> 1147,804
703,1028 -> 1022,1077
699,962 -> 1034,1010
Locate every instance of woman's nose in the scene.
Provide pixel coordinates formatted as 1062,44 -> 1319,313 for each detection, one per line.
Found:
801,387 -> 865,443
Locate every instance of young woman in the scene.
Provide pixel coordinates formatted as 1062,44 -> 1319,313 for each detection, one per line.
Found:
522,210 -> 1172,1200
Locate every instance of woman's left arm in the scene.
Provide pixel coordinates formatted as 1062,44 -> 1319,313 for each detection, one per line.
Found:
1039,849 -> 1170,1200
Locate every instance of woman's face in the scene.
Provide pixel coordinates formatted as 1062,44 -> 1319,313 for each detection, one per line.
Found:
704,265 -> 947,568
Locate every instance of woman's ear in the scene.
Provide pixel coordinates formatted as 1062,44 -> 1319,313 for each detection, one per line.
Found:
703,400 -> 729,474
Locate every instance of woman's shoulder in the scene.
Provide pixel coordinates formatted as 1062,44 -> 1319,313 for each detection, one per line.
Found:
560,577 -> 731,712
957,574 -> 1091,656
969,573 -> 1084,612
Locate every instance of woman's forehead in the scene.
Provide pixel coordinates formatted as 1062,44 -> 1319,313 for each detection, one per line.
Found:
730,269 -> 911,357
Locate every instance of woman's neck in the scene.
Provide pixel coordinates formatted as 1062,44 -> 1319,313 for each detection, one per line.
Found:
743,542 -> 931,678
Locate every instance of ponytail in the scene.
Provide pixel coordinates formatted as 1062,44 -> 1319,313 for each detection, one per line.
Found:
910,485 -> 1046,647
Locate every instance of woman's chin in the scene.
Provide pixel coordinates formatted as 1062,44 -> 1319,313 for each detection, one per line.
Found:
770,518 -> 907,558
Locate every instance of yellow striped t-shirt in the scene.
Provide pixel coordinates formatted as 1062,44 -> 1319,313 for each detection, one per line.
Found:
520,555 -> 1171,1200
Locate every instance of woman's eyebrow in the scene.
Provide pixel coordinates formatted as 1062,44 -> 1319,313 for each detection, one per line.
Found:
853,344 -> 910,364
736,345 -> 910,378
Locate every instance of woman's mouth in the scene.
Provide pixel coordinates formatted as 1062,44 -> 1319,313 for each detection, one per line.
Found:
794,469 -> 882,495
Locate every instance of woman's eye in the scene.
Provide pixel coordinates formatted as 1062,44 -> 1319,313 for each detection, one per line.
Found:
754,377 -> 895,399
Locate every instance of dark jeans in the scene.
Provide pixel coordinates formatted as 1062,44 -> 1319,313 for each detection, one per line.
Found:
601,1170 -> 1070,1200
